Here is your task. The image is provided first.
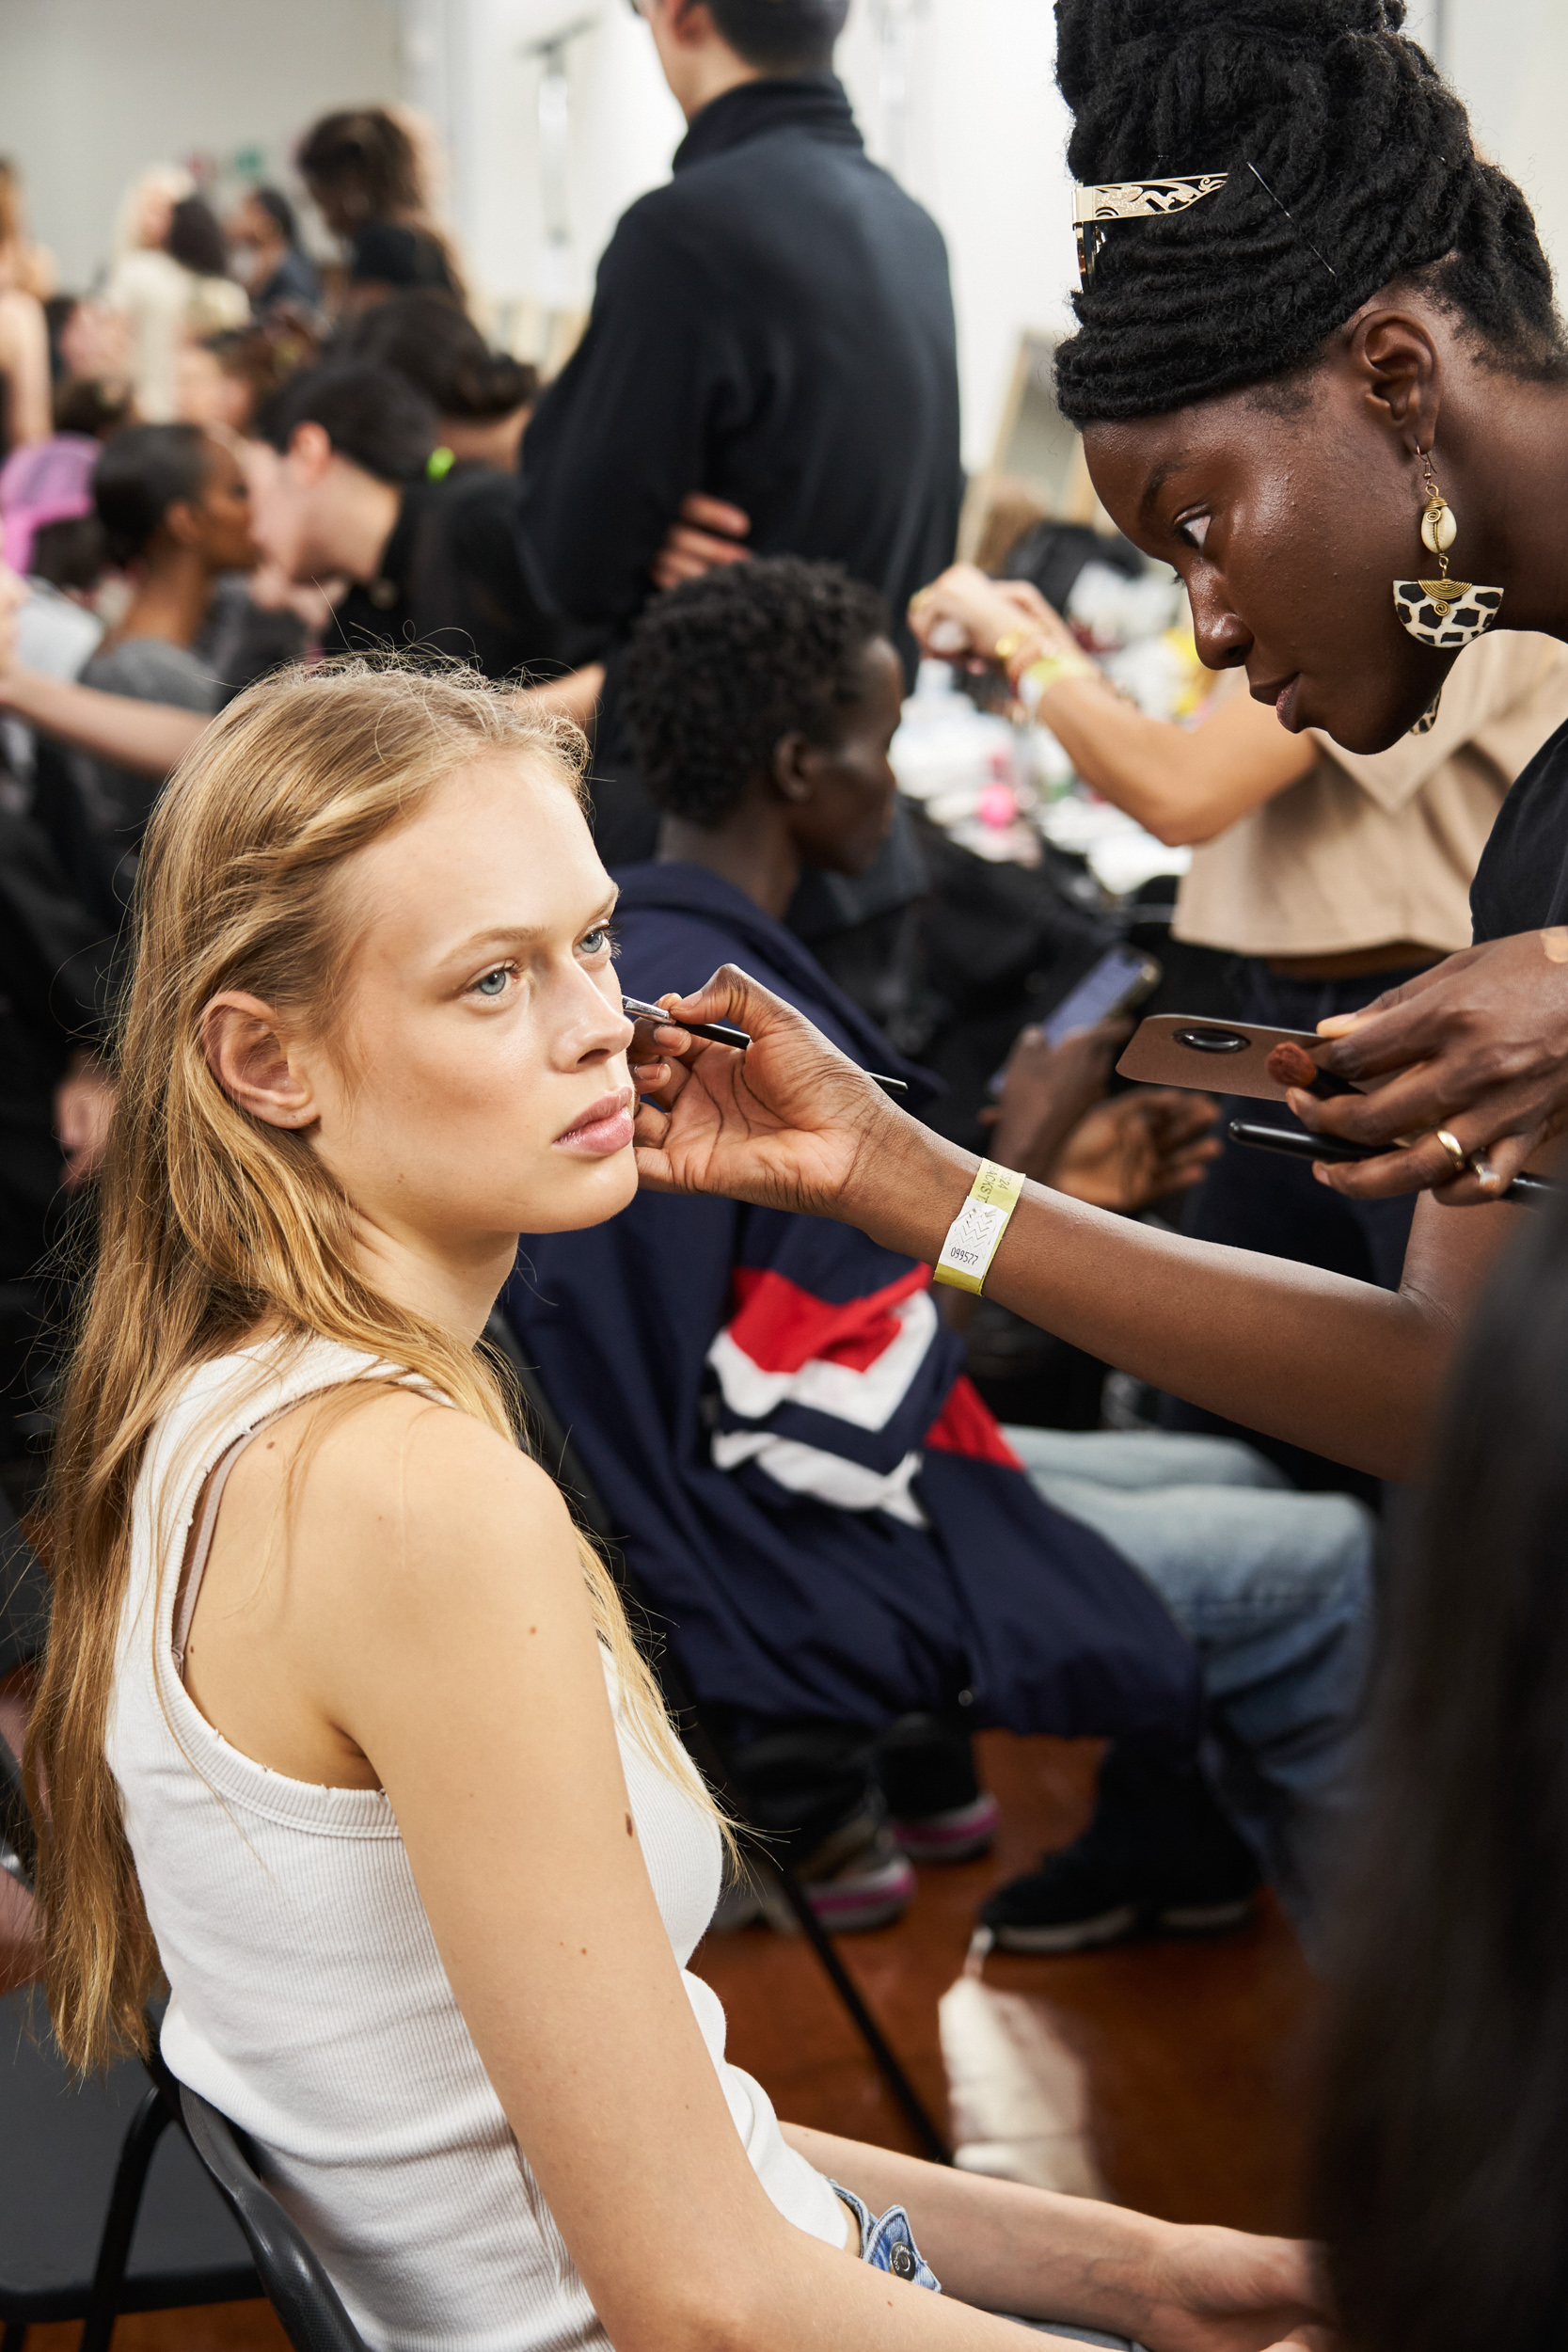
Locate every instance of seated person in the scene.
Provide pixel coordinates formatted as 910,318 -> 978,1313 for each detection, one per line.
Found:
29,656 -> 1324,2352
335,290 -> 539,473
248,360 -> 599,716
68,421 -> 261,908
504,557 -> 1374,1951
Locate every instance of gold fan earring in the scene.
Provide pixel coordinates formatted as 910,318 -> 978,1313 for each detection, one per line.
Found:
1392,453 -> 1504,654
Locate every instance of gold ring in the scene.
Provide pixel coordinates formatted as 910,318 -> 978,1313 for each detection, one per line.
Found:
1435,1128 -> 1470,1174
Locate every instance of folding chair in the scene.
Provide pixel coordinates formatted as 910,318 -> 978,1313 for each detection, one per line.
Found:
0,1730 -> 262,2352
177,2085 -> 372,2352
483,1315 -> 950,2162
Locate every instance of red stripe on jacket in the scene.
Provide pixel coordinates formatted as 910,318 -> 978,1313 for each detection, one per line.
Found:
923,1375 -> 1024,1470
726,1264 -> 932,1375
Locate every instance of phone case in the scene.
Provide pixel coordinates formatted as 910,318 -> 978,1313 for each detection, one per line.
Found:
1115,1014 -> 1358,1102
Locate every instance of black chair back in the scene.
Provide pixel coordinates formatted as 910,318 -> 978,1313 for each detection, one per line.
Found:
178,2087 -> 371,2352
0,1721 -> 37,1889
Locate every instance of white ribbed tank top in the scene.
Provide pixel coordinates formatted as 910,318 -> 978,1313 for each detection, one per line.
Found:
105,1336 -> 846,2352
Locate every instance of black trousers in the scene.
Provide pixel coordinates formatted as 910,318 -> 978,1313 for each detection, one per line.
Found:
1157,958 -> 1425,1502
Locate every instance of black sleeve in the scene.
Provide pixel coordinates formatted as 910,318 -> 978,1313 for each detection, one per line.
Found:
515,200 -> 736,628
0,808 -> 118,1053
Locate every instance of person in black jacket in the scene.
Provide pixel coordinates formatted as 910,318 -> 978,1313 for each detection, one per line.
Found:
248,362 -> 600,720
516,0 -> 962,859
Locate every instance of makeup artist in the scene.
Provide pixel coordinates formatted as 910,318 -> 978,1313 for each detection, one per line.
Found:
904,565 -> 1568,1492
626,0 -> 1568,1488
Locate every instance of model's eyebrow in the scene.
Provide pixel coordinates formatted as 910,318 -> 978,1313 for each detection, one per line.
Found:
1137,453 -> 1198,528
439,893 -> 620,969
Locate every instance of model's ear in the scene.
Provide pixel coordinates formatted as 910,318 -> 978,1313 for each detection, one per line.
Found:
201,993 -> 319,1130
1345,307 -> 1443,458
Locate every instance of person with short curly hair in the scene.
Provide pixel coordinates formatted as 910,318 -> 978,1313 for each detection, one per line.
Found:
623,553 -> 890,844
507,556 -> 1375,1959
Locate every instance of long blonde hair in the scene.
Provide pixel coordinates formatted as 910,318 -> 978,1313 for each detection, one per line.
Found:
28,660 -> 718,2074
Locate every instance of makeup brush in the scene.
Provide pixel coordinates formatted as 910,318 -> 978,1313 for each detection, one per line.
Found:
622,994 -> 910,1096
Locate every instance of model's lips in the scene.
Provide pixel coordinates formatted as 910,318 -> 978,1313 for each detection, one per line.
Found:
553,1087 -> 635,1156
1250,672 -> 1304,732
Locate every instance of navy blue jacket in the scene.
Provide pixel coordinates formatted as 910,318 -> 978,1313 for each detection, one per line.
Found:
505,864 -> 1198,1748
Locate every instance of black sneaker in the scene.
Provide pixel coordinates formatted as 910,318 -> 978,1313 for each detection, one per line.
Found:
978,1745 -> 1261,1954
874,1714 -> 1001,1865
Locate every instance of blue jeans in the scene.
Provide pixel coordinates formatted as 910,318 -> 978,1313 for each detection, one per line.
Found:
832,2184 -> 1140,2348
1003,1426 -> 1373,1934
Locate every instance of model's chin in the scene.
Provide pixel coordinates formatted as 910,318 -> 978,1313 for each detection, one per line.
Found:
525,1146 -> 641,1234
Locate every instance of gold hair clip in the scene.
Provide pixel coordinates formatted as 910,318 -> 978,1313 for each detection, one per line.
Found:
1072,173 -> 1227,281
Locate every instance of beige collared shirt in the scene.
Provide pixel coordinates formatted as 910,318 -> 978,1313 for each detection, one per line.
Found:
1173,631 -> 1568,958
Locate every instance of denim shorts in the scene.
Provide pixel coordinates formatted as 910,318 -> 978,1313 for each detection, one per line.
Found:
830,2182 -> 1140,2347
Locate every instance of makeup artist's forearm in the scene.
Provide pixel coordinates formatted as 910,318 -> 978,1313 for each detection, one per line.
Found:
781,2126 -> 1165,2325
1037,678 -> 1313,847
0,668 -> 207,773
847,1127 -> 1443,1479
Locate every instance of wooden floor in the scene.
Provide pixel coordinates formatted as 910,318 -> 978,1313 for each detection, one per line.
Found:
5,1722 -> 1317,2351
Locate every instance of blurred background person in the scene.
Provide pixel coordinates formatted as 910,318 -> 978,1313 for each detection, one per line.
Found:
249,360 -> 596,708
0,159 -> 56,301
225,183 -> 321,318
103,166 -> 246,421
174,313 -> 323,436
516,0 -> 961,863
296,105 -> 464,313
0,159 -> 52,454
46,294 -> 134,437
337,290 -> 537,471
56,423 -> 260,914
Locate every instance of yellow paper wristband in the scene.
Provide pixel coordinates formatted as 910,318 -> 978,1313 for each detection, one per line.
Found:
932,1159 -> 1025,1296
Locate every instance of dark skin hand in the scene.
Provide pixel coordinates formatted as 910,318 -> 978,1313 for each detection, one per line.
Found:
1081,284 -> 1568,1205
981,1020 -> 1221,1210
1270,931 -> 1568,1202
628,970 -> 1524,1483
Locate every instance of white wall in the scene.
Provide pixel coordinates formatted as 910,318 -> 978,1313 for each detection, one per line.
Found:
0,0 -> 405,288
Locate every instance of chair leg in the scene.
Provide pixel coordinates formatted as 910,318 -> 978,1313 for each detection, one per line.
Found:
77,2085 -> 172,2352
772,1858 -> 950,2164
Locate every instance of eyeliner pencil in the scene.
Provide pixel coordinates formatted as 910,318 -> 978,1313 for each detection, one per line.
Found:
622,993 -> 910,1096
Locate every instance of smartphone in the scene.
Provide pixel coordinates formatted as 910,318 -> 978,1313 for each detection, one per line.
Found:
1227,1120 -> 1558,1205
1041,946 -> 1164,1048
1117,1013 -> 1362,1102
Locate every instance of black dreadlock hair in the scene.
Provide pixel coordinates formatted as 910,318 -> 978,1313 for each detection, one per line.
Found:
622,558 -> 889,830
1053,0 -> 1568,425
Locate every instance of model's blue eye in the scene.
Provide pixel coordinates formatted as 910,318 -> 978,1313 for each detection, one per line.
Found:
579,924 -> 615,957
473,966 -> 510,998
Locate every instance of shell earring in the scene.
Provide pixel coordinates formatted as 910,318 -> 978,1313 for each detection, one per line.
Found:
1392,453 -> 1504,649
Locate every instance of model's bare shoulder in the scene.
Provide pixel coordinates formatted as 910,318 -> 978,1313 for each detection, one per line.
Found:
277,1384 -> 581,1629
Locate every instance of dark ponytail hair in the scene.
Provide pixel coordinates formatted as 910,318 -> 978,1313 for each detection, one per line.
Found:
92,423 -> 208,567
335,293 -> 537,423
1313,1183 -> 1568,2349
1053,0 -> 1567,424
